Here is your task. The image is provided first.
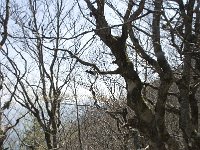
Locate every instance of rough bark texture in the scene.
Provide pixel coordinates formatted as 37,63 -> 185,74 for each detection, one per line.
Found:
83,0 -> 200,149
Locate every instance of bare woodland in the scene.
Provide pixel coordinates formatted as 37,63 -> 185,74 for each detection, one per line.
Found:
0,0 -> 200,150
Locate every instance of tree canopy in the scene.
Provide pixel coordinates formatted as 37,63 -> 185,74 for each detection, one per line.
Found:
0,0 -> 200,149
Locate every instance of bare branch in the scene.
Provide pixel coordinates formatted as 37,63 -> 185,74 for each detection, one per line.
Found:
0,0 -> 10,46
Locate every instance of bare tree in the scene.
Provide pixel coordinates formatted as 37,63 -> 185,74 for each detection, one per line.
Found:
0,0 -> 84,149
67,0 -> 200,149
2,0 -> 200,149
0,0 -> 22,149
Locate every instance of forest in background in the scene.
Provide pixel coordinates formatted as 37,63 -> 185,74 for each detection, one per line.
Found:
0,0 -> 200,149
